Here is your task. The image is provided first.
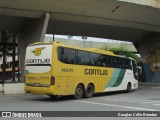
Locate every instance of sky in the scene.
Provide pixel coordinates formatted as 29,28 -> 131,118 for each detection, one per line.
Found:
46,34 -> 133,45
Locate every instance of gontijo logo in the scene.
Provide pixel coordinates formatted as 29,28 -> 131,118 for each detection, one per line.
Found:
32,47 -> 45,56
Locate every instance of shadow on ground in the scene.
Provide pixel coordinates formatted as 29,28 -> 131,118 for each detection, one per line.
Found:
26,90 -> 133,102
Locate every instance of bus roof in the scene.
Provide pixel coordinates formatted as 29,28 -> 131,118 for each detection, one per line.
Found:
29,41 -> 134,60
53,42 -> 116,56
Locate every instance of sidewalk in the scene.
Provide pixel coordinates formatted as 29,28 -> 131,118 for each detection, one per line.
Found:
0,91 -> 3,95
0,83 -> 25,95
139,82 -> 160,90
139,82 -> 160,87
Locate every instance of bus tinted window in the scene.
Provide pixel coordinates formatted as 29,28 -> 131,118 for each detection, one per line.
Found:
58,47 -> 69,63
58,47 -> 132,70
100,55 -> 107,67
111,57 -> 117,68
90,53 -> 100,66
106,56 -> 111,67
77,50 -> 90,65
116,57 -> 120,68
69,49 -> 76,64
119,58 -> 124,69
128,59 -> 132,70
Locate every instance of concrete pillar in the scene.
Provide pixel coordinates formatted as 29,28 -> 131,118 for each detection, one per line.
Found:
135,34 -> 160,83
40,13 -> 50,42
17,13 -> 50,81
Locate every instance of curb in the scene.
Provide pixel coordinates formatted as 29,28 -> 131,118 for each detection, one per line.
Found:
139,82 -> 160,87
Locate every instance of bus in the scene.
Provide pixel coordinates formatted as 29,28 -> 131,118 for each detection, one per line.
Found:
24,42 -> 141,99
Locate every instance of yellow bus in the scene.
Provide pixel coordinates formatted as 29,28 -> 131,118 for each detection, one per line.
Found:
24,42 -> 140,99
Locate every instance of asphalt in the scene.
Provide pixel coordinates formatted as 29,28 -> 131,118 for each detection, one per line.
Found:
0,83 -> 160,119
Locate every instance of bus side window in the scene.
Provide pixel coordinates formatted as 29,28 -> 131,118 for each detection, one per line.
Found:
116,57 -> 120,68
125,59 -> 131,70
119,58 -> 124,69
90,53 -> 100,66
123,59 -> 127,69
111,57 -> 117,68
124,59 -> 132,70
58,47 -> 62,61
77,50 -> 90,65
125,60 -> 128,69
100,55 -> 106,67
58,47 -> 70,63
129,60 -> 132,70
106,56 -> 111,67
69,49 -> 76,64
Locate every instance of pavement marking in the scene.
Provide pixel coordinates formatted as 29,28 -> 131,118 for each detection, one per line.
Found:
141,101 -> 160,104
115,97 -> 160,103
76,100 -> 158,111
102,98 -> 151,103
116,98 -> 153,102
153,103 -> 160,106
102,98 -> 160,104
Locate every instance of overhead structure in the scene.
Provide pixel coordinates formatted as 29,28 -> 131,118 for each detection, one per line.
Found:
0,0 -> 160,82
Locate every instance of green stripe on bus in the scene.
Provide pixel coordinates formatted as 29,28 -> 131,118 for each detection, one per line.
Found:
106,69 -> 120,87
112,69 -> 126,87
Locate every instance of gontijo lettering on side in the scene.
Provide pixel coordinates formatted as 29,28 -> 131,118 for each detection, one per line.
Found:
85,69 -> 108,75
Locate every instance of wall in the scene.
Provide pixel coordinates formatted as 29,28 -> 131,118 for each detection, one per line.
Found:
3,83 -> 25,94
136,35 -> 160,83
0,84 -> 3,92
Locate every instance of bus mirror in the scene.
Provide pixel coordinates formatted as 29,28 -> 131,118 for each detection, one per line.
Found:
137,66 -> 142,75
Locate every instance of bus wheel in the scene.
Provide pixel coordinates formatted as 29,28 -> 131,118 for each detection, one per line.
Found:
126,83 -> 131,93
74,84 -> 84,99
85,84 -> 94,98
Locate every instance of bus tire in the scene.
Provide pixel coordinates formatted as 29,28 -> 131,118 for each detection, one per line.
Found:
84,84 -> 94,98
74,84 -> 84,99
126,83 -> 131,93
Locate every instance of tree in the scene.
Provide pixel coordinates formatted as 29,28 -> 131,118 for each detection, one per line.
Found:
102,45 -> 141,62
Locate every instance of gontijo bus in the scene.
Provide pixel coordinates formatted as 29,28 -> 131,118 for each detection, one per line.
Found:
24,42 -> 141,99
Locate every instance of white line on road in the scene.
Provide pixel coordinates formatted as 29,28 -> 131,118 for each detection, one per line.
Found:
116,98 -> 153,102
141,101 -> 160,104
102,98 -> 150,103
154,104 -> 160,106
102,98 -> 160,104
76,100 -> 157,111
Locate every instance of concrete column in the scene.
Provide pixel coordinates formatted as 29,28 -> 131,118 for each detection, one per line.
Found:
135,34 -> 160,83
17,13 -> 50,81
40,13 -> 50,42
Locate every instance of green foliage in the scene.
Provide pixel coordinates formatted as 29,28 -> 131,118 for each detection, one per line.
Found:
103,46 -> 140,62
